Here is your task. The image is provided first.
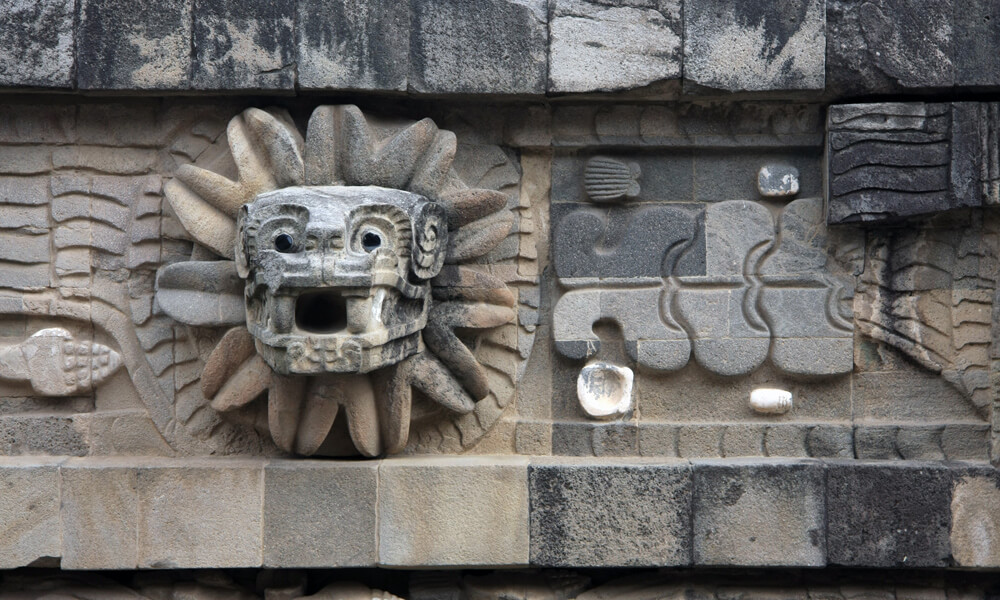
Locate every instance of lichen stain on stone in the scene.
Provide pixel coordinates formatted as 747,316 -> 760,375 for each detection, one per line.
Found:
202,18 -> 289,77
128,28 -> 188,87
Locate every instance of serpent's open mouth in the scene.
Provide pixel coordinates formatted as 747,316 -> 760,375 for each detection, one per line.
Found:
294,290 -> 348,334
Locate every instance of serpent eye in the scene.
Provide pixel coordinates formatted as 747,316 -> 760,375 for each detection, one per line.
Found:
361,231 -> 382,252
274,233 -> 296,253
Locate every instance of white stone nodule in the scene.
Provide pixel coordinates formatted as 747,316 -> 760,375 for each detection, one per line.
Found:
749,388 -> 793,415
577,361 -> 634,419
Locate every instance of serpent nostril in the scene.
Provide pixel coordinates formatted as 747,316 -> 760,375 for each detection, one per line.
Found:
294,291 -> 347,334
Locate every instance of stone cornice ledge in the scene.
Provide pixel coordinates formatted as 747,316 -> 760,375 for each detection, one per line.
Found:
0,456 -> 996,570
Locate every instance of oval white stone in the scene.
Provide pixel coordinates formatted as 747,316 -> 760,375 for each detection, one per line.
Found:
577,361 -> 634,419
750,388 -> 793,414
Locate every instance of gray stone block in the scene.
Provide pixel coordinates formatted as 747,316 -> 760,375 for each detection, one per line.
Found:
409,0 -> 547,95
0,0 -> 74,88
854,426 -> 900,460
529,460 -> 692,566
378,456 -> 529,566
806,425 -> 853,458
954,1 -> 1000,87
548,0 -> 682,93
0,458 -> 63,568
297,0 -> 408,91
77,0 -> 191,89
684,0 -> 825,92
552,153 -> 694,204
826,0 -> 953,95
692,460 -> 825,566
137,461 -> 263,568
950,467 -> 1000,567
191,0 -> 295,90
827,462 -> 951,567
263,460 -> 377,567
552,422 -> 596,456
60,460 -> 138,569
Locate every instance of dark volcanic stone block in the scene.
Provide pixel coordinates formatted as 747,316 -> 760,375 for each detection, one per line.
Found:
551,203 -> 705,278
78,0 -> 191,90
297,0 -> 408,91
954,0 -> 1000,87
692,460 -> 825,566
684,0 -> 825,92
826,0 -> 954,95
529,461 -> 692,566
827,462 -> 951,567
410,0 -> 547,95
192,0 -> 296,90
0,0 -> 75,88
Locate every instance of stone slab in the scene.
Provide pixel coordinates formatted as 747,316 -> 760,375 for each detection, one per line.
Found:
191,0 -> 296,90
296,0 -> 408,91
263,460 -> 377,567
60,459 -> 138,569
684,0 -> 825,92
77,0 -> 191,90
954,0 -> 1000,87
0,458 -> 63,568
548,0 -> 682,93
136,461 -> 263,568
409,0 -> 547,95
378,456 -> 529,566
0,0 -> 75,88
529,459 -> 692,566
827,462 -> 951,567
692,459 -> 825,566
950,466 -> 1000,567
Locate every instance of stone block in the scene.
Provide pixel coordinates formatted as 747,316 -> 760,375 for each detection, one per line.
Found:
77,0 -> 191,89
410,0 -> 547,95
378,456 -> 529,566
638,423 -> 679,457
137,461 -> 263,568
548,0 -> 682,93
0,458 -> 63,568
683,0 -> 825,92
263,460 -> 377,567
60,459 -> 138,569
552,422 -> 596,456
854,426 -> 900,460
950,467 -> 1000,567
826,0 -> 953,95
529,460 -> 692,566
693,460 -> 825,566
551,154 -> 694,204
827,462 -> 951,567
191,0 -> 296,90
805,425 -> 853,458
678,425 -> 724,458
0,0 -> 74,87
940,424 -> 990,461
297,0 -> 408,91
954,0 -> 1000,87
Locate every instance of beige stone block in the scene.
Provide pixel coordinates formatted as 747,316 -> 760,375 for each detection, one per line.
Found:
137,460 -> 263,568
378,456 -> 529,567
61,458 -> 137,569
263,460 -> 376,568
951,474 -> 1000,567
0,457 -> 63,568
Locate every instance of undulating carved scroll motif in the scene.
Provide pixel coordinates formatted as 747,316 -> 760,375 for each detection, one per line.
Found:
156,105 -> 531,456
553,197 -> 860,377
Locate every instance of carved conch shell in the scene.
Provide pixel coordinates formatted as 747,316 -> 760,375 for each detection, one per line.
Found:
0,328 -> 123,396
749,388 -> 793,414
577,361 -> 633,419
584,156 -> 641,202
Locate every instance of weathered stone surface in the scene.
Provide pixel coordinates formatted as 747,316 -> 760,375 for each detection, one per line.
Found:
684,0 -> 825,92
950,468 -> 1000,567
137,461 -> 263,568
827,462 -> 951,567
0,458 -> 62,568
692,460 -> 825,566
410,0 -> 547,95
529,460 -> 692,566
297,0 -> 408,91
263,461 -> 377,567
548,0 -> 682,93
77,0 -> 191,90
0,0 -> 74,88
60,460 -> 137,569
954,0 -> 1000,87
378,457 -> 529,566
826,0 -> 953,94
757,164 -> 799,197
191,0 -> 296,90
155,260 -> 245,327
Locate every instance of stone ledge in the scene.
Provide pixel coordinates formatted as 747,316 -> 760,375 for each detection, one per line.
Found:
0,457 -> 998,569
2,0 -> 999,97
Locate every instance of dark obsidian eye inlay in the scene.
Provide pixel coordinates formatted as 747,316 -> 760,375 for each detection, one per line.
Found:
362,231 -> 382,251
274,233 -> 295,252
